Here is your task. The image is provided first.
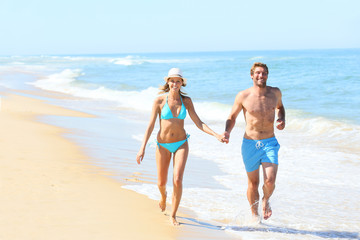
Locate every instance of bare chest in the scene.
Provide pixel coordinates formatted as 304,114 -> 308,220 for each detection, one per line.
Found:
243,95 -> 277,117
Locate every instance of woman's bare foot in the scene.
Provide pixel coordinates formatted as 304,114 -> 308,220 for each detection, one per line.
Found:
159,192 -> 167,212
262,198 -> 272,220
170,216 -> 180,226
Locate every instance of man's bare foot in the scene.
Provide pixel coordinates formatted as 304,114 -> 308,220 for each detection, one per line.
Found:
250,200 -> 259,217
170,216 -> 180,226
159,192 -> 167,212
262,198 -> 272,220
250,214 -> 261,224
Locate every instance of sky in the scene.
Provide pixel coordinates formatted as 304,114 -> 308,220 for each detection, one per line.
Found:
0,0 -> 359,55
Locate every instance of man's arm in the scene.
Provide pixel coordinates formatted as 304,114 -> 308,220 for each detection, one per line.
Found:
275,89 -> 285,130
223,91 -> 244,143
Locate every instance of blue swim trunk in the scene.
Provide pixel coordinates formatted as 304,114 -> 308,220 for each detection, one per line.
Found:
241,137 -> 280,172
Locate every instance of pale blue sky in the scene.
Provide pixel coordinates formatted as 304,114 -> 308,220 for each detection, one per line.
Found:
1,0 -> 359,55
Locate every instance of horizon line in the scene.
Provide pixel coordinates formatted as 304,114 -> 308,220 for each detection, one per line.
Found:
1,47 -> 359,57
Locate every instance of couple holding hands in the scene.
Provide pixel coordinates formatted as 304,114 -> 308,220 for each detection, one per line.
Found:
136,62 -> 285,226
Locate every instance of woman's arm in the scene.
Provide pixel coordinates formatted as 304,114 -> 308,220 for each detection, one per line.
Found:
136,98 -> 160,164
185,97 -> 223,142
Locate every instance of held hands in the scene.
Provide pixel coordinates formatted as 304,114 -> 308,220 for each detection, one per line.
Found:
215,132 -> 230,143
215,133 -> 225,143
221,132 -> 230,144
276,119 -> 285,130
136,149 -> 145,164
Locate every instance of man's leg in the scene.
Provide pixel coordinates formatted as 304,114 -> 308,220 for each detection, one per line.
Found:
246,169 -> 260,217
261,162 -> 278,220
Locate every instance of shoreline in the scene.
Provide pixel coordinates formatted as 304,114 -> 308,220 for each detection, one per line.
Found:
0,90 -> 232,239
0,91 -> 178,239
1,50 -> 359,239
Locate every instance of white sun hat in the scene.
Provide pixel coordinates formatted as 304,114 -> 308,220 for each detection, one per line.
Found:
164,68 -> 187,85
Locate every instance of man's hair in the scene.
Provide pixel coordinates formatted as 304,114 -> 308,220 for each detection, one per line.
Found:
250,62 -> 269,75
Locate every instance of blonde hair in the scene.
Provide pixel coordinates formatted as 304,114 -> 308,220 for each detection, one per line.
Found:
159,79 -> 187,96
250,62 -> 269,75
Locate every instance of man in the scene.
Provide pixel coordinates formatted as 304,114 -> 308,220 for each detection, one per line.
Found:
222,62 -> 285,220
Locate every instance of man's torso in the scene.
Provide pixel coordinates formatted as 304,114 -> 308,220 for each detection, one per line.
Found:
242,86 -> 279,140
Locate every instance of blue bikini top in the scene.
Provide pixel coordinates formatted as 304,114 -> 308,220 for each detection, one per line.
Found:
161,95 -> 186,120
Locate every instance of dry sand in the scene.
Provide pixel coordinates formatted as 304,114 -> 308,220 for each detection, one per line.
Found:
0,91 -> 232,240
0,93 -> 177,240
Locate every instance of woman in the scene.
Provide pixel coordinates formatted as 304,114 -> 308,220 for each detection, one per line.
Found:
136,68 -> 223,226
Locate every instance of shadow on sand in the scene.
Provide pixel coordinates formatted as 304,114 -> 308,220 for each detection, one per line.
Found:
178,216 -> 360,239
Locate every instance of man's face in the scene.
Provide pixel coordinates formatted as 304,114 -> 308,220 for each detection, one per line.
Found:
251,67 -> 268,88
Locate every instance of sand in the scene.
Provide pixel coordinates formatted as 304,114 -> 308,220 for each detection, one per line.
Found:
0,91 -> 232,240
0,92 -> 179,240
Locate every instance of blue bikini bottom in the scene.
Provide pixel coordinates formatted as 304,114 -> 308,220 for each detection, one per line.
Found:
156,134 -> 190,153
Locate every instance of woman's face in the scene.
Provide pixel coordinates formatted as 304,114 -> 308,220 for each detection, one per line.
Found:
167,77 -> 183,92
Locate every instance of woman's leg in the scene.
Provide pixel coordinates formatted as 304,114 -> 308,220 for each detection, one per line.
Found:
170,141 -> 189,225
156,145 -> 171,212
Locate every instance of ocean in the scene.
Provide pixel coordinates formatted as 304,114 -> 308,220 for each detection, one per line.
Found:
1,49 -> 359,239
